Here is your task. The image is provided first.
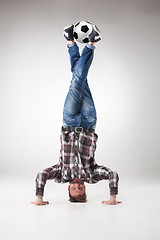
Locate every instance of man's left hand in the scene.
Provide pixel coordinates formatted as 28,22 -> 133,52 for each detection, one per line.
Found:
102,194 -> 122,205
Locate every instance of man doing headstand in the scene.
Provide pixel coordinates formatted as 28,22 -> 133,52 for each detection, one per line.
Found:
31,23 -> 121,205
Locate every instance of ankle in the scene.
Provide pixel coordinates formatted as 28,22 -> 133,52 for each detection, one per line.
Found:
88,42 -> 95,46
68,40 -> 74,45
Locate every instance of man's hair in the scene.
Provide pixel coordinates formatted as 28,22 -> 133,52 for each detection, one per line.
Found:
69,192 -> 87,203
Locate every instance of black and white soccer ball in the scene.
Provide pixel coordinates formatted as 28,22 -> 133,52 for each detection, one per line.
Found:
74,21 -> 93,43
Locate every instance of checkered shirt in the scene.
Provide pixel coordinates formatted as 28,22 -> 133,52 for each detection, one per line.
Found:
35,131 -> 119,196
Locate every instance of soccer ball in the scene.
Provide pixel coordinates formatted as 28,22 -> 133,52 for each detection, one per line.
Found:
74,21 -> 93,43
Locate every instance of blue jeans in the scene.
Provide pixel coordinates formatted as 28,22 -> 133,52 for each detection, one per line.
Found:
63,42 -> 97,130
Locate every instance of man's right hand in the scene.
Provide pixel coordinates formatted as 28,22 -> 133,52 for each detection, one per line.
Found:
30,195 -> 49,206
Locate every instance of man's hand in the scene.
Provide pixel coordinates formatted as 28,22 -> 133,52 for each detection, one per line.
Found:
102,195 -> 122,205
30,195 -> 49,206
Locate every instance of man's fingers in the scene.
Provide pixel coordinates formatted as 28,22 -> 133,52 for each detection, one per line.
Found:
30,201 -> 40,205
36,201 -> 49,205
102,200 -> 122,205
30,201 -> 49,205
102,201 -> 109,204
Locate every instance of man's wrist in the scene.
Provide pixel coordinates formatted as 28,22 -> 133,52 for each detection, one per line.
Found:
109,195 -> 116,202
37,195 -> 43,199
110,194 -> 116,198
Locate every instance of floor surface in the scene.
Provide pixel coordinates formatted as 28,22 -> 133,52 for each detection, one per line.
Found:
0,175 -> 160,240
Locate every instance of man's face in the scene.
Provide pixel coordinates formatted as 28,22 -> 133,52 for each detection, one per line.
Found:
68,178 -> 86,197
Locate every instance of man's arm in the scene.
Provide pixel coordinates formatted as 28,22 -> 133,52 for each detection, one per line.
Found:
92,165 -> 122,205
30,164 -> 62,206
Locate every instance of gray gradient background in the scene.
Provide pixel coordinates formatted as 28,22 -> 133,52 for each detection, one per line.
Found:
0,0 -> 160,180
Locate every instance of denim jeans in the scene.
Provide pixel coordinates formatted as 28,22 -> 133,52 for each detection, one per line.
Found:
63,42 -> 97,130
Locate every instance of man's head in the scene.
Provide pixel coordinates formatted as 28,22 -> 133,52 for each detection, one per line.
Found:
68,178 -> 87,203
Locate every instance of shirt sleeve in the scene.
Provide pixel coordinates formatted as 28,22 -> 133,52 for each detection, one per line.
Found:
92,165 -> 119,195
35,164 -> 62,196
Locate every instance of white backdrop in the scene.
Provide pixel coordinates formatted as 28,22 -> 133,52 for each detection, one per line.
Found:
1,0 -> 160,180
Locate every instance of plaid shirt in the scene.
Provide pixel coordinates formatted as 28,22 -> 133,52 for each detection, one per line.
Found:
35,130 -> 119,196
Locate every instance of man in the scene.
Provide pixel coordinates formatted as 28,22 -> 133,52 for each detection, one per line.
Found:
31,23 -> 121,205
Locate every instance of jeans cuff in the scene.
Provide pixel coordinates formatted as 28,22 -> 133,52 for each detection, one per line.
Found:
86,43 -> 96,50
67,42 -> 77,48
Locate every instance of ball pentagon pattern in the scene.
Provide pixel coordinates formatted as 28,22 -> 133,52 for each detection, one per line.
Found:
73,21 -> 93,43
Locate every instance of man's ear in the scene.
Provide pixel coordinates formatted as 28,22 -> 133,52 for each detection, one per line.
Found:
68,185 -> 70,191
